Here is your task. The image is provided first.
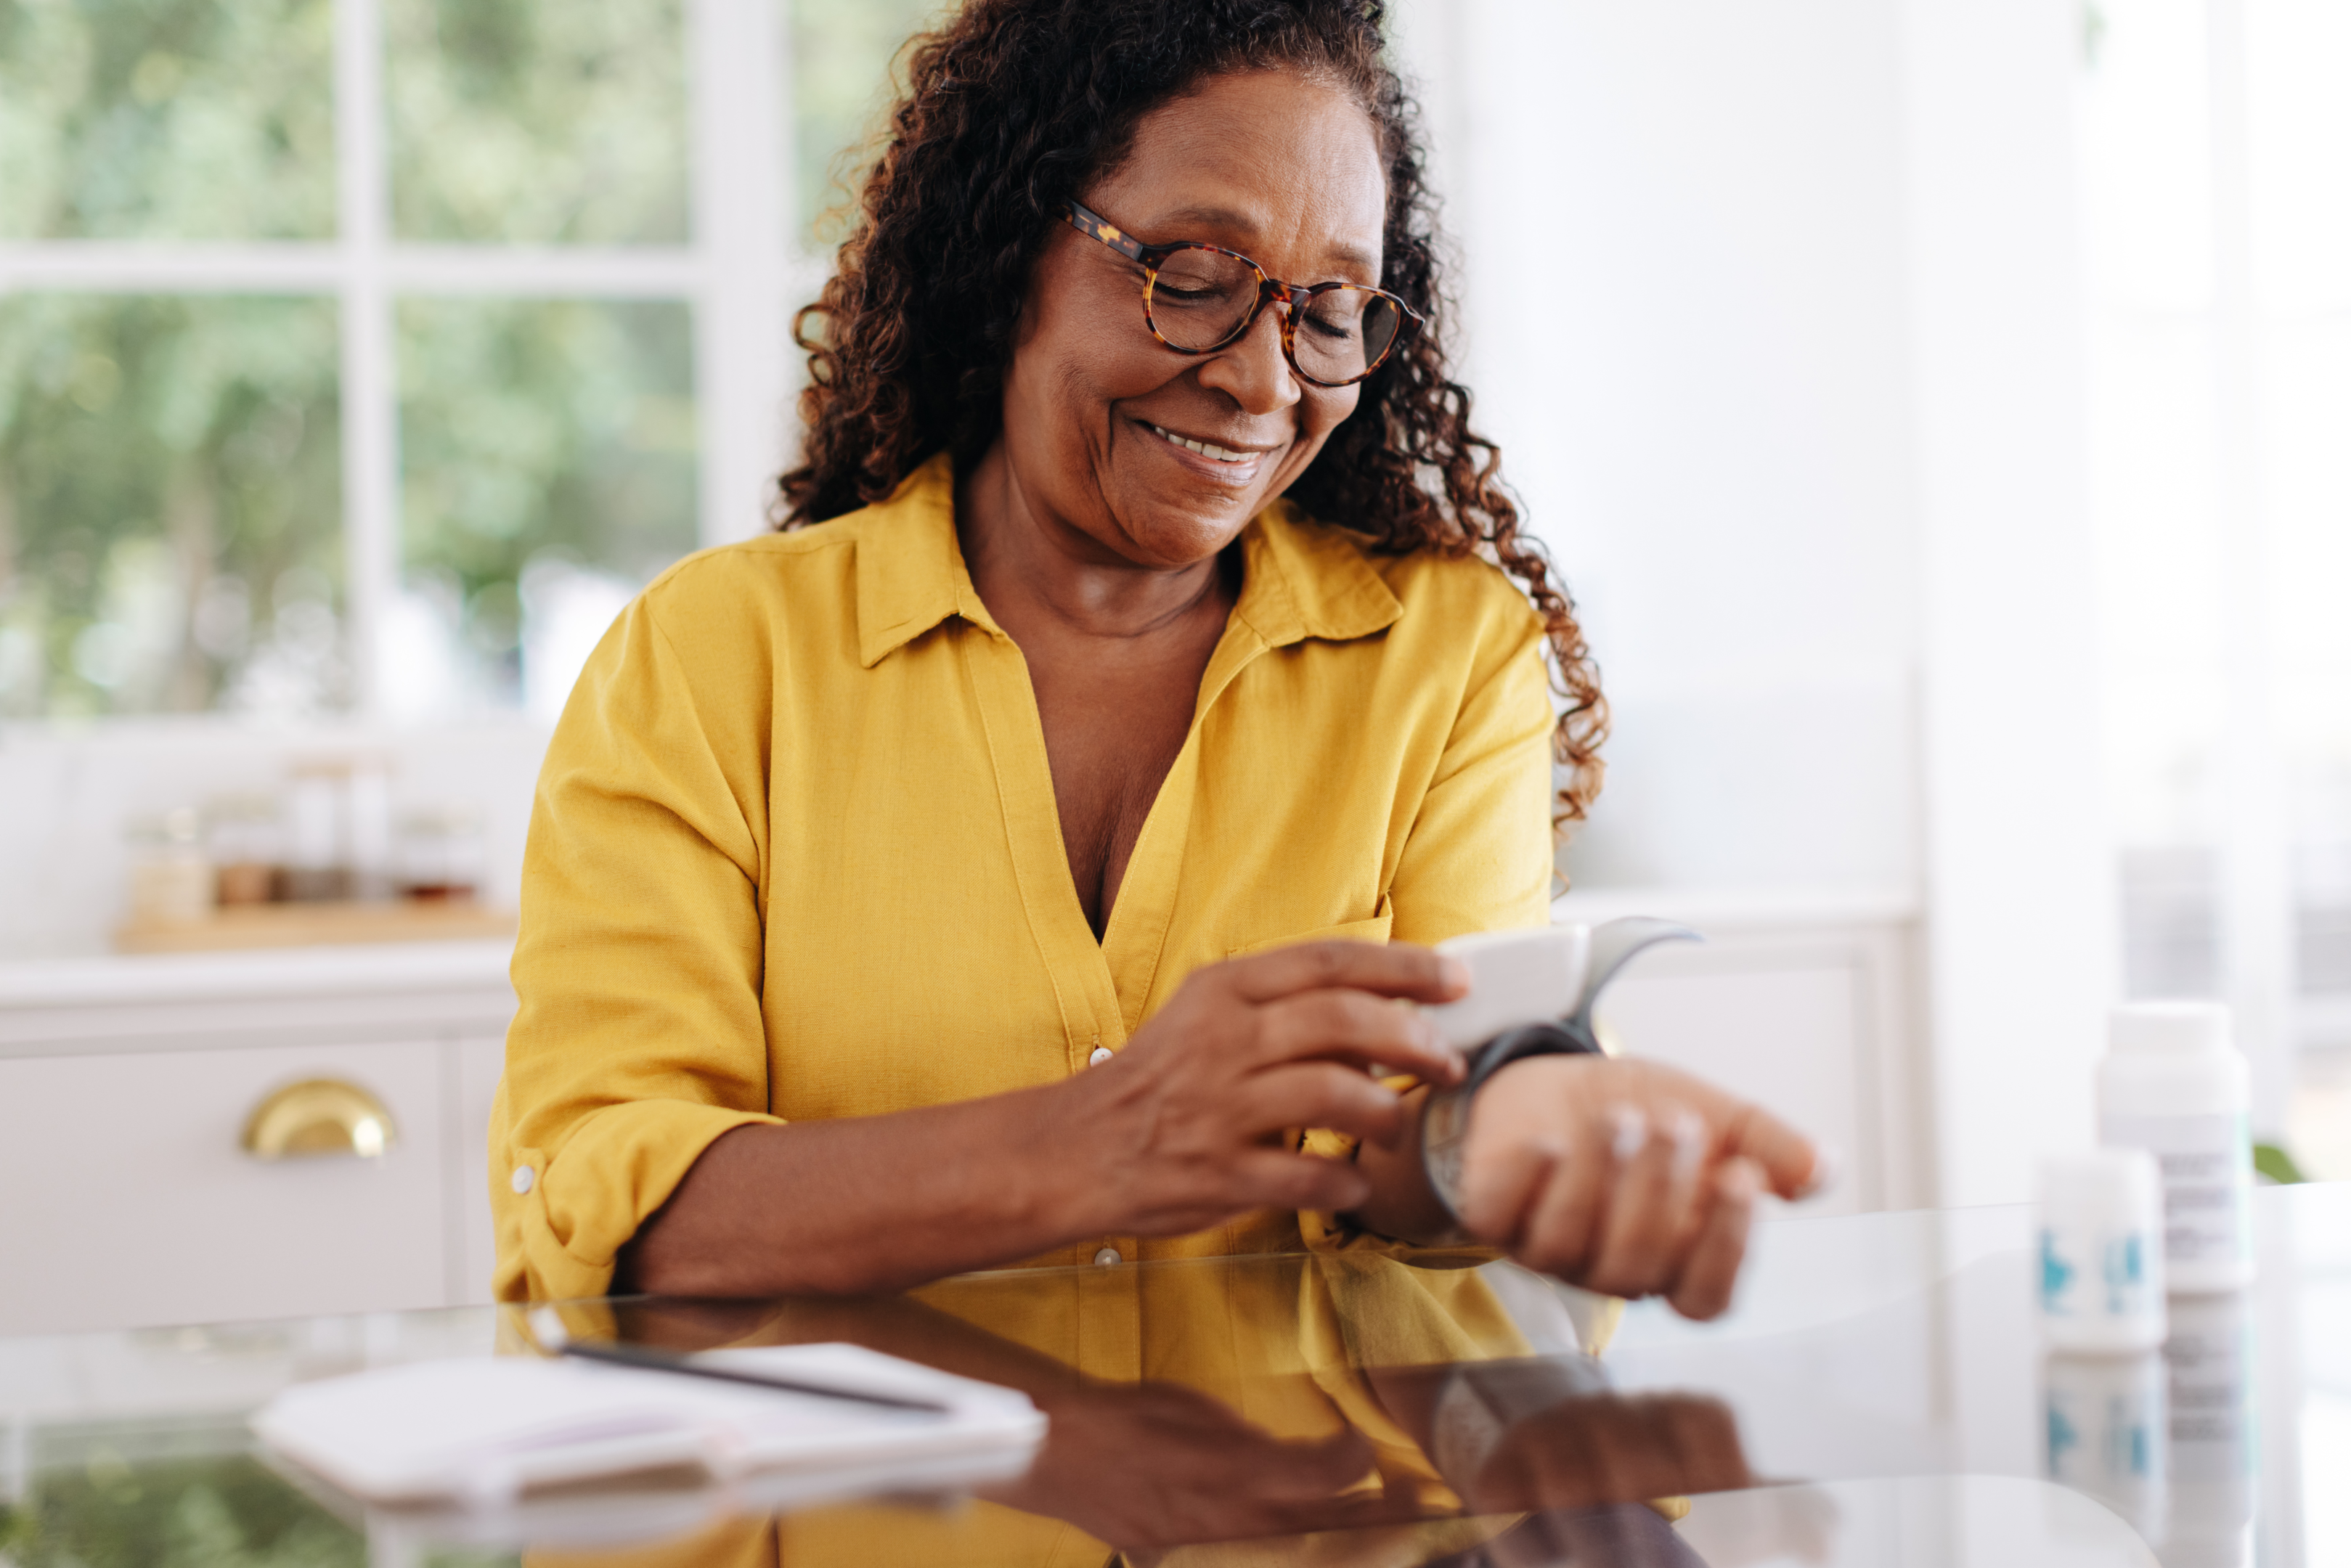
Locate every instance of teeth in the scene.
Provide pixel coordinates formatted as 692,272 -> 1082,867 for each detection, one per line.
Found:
1149,423 -> 1250,463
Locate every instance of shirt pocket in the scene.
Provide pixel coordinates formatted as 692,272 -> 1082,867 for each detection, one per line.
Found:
1226,896 -> 1394,960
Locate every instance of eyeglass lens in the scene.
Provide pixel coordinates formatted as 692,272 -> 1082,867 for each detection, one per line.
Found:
1147,248 -> 1402,383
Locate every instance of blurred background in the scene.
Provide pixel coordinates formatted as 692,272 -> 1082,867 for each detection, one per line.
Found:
0,0 -> 2344,1206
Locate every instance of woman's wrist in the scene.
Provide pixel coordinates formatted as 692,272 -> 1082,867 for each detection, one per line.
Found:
1345,1085 -> 1465,1244
994,1070 -> 1126,1245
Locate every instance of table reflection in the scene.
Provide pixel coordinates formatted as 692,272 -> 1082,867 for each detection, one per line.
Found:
1,1185 -> 2340,1567
2040,1290 -> 2257,1568
507,1251 -> 1738,1566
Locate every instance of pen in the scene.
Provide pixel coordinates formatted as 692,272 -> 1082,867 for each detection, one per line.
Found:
531,1312 -> 950,1416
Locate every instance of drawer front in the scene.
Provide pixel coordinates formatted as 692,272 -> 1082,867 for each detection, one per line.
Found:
1594,943 -> 1877,1217
0,1042 -> 445,1335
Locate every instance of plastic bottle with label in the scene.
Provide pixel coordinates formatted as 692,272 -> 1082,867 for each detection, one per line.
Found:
2098,1002 -> 2254,1294
2038,1148 -> 2168,1351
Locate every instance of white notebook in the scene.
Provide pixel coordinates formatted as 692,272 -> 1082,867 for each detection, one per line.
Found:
253,1343 -> 1047,1505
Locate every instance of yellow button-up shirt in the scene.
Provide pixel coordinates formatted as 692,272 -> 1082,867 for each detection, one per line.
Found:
490,453 -> 1555,1303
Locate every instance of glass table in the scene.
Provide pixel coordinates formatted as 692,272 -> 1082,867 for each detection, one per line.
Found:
0,1184 -> 2342,1567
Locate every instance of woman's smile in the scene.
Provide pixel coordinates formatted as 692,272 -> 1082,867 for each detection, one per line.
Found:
1131,415 -> 1280,486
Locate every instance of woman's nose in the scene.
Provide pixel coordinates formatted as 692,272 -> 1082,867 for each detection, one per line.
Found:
1195,301 -> 1301,415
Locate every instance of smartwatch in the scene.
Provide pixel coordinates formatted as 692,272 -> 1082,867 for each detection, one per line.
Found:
1419,1018 -> 1602,1225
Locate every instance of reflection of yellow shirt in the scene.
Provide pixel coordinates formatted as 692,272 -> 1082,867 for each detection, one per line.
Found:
529,1253 -> 1538,1568
490,453 -> 1555,1303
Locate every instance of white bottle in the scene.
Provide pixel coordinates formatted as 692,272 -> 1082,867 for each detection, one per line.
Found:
2098,1002 -> 2254,1294
2038,1148 -> 2168,1352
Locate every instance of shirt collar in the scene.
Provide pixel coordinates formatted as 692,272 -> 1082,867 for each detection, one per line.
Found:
852,450 -> 1403,668
854,453 -> 997,668
1231,494 -> 1405,649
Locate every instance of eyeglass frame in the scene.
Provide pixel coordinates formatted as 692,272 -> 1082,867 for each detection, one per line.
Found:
1062,199 -> 1423,388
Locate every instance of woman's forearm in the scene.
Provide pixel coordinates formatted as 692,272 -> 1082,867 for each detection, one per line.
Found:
619,944 -> 1479,1297
620,1082 -> 1101,1297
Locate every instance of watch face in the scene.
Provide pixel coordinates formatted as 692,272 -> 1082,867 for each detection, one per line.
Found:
1422,1087 -> 1472,1222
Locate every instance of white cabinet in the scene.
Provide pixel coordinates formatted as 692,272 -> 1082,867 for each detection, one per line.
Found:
0,943 -> 514,1336
0,896 -> 1926,1334
0,1044 -> 447,1330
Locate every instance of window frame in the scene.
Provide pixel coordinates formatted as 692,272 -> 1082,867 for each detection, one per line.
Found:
2079,0 -> 2351,1137
0,0 -> 796,717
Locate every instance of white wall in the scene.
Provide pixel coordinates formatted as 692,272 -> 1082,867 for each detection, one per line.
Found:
1398,0 -> 1920,897
1900,0 -> 2118,1204
1395,0 -> 2116,1204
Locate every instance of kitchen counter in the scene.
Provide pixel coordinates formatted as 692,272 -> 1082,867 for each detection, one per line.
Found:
0,938 -> 515,1058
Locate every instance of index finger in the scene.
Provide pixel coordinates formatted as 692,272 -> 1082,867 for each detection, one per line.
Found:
1711,1098 -> 1820,1200
1225,939 -> 1470,1007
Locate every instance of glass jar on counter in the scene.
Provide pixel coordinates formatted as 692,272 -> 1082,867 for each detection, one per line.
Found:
395,807 -> 486,902
125,807 -> 213,926
280,762 -> 349,903
205,794 -> 283,906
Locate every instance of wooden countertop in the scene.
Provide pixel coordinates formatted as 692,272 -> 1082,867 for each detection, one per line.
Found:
115,899 -> 516,955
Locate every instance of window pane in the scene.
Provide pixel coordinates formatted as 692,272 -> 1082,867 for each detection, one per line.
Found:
0,0 -> 335,240
0,294 -> 344,717
789,0 -> 951,245
395,297 -> 695,718
385,0 -> 689,245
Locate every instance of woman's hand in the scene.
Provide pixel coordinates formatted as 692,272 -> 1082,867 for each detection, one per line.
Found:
987,1380 -> 1406,1551
1457,1056 -> 1821,1319
1051,941 -> 1470,1240
1369,1360 -> 1754,1514
1451,1389 -> 1753,1513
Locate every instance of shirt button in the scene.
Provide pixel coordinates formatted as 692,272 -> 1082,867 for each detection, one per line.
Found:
1093,1246 -> 1122,1266
510,1165 -> 536,1196
1088,1046 -> 1113,1066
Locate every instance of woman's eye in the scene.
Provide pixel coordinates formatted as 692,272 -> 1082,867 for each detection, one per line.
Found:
1302,309 -> 1358,343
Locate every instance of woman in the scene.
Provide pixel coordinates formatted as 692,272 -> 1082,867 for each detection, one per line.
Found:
489,0 -> 1817,1318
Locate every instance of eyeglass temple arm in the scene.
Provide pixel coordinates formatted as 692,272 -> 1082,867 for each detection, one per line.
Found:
1065,200 -> 1148,263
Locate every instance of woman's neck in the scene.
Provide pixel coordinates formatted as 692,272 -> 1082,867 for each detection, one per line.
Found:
954,441 -> 1236,647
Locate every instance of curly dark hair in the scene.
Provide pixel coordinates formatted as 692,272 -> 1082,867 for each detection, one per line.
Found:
778,0 -> 1605,824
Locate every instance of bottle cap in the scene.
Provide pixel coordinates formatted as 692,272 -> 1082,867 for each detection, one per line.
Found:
2040,1146 -> 2162,1214
2109,1000 -> 2230,1055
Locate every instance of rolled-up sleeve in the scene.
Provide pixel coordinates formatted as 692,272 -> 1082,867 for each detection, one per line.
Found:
1384,605 -> 1557,951
489,571 -> 784,1302
1303,594 -> 1557,1253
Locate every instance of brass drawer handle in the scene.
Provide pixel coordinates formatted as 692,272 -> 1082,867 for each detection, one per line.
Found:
241,1079 -> 398,1160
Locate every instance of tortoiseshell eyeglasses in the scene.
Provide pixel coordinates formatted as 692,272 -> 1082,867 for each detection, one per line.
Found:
1064,200 -> 1422,388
